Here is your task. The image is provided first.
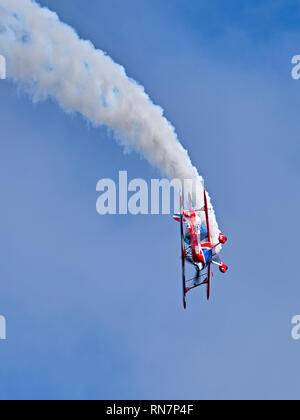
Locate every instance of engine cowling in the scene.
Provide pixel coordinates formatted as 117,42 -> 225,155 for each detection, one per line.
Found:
219,262 -> 228,273
219,233 -> 227,244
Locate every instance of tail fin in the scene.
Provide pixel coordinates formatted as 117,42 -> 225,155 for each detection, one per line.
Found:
173,214 -> 181,222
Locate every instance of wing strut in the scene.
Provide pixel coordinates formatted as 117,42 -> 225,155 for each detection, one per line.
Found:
207,263 -> 211,300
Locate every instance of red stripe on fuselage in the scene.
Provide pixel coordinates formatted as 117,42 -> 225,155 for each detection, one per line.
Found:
188,222 -> 205,264
201,242 -> 212,249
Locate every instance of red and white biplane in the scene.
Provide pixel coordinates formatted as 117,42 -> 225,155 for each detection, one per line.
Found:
173,189 -> 228,308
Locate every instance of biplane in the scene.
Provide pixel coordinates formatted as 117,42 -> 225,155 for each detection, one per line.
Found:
173,189 -> 228,309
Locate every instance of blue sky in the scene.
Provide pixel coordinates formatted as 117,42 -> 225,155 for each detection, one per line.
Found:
0,0 -> 300,400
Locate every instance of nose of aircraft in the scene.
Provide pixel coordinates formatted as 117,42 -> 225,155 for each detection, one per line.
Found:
197,262 -> 204,271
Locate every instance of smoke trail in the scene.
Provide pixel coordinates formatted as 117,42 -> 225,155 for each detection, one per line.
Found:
0,0 -> 221,246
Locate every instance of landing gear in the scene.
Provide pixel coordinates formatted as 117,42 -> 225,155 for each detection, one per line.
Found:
212,259 -> 229,274
219,262 -> 228,273
219,233 -> 227,244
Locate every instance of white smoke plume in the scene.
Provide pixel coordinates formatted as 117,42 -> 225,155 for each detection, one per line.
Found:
0,0 -> 221,247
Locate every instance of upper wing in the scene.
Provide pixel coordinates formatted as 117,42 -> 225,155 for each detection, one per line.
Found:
180,194 -> 187,309
203,189 -> 211,244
